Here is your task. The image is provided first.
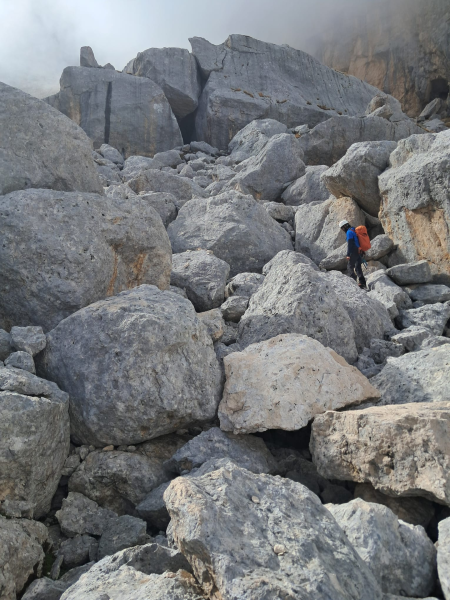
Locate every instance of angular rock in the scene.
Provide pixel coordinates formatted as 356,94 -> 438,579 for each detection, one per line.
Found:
98,143 -> 124,165
164,427 -> 277,475
0,82 -> 102,196
367,271 -> 412,311
128,168 -> 203,208
50,67 -> 183,157
327,499 -> 436,597
139,192 -> 177,227
80,46 -> 99,68
370,345 -> 450,406
397,302 -> 450,335
295,197 -> 365,264
4,351 -> 35,374
69,434 -> 189,514
97,515 -> 147,559
368,339 -> 405,364
10,326 -> 46,356
0,371 -> 69,518
21,577 -> 67,600
391,326 -> 434,351
298,115 -> 422,167
220,296 -> 249,323
0,516 -> 48,600
170,250 -> 230,312
191,34 -> 383,150
438,517 -> 450,600
39,286 -> 222,446
136,482 -> 171,530
379,131 -> 450,284
262,202 -> 295,223
228,118 -> 288,162
168,191 -> 292,277
386,260 -> 433,285
56,493 -> 117,538
311,401 -> 450,504
230,133 -> 305,201
165,461 -> 383,599
152,149 -> 183,169
197,309 -> 224,342
322,141 -> 397,216
59,534 -> 98,568
282,165 -> 330,206
219,334 -> 379,434
406,284 -> 450,304
225,272 -> 265,298
0,189 -> 171,331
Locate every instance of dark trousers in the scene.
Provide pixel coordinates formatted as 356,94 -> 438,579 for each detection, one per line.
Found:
347,252 -> 365,283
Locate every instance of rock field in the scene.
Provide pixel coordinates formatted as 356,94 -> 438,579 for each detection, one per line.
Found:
0,36 -> 449,600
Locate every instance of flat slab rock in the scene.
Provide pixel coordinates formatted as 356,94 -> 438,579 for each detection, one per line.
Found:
311,401 -> 450,505
219,334 -> 380,434
164,460 -> 383,599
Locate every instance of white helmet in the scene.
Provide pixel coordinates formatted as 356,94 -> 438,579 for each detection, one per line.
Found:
339,220 -> 349,228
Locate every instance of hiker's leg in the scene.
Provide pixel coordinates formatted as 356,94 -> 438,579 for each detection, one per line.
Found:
347,254 -> 358,281
355,256 -> 367,287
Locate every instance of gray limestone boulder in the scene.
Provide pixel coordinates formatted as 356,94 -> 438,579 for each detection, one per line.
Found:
48,66 -> 182,158
0,368 -> 70,519
38,286 -> 222,447
0,516 -> 49,600
379,131 -> 450,284
132,48 -> 201,119
97,515 -> 147,559
59,534 -> 98,568
68,435 -> 190,514
282,165 -> 330,206
152,149 -> 183,169
322,141 -> 397,216
327,499 -> 436,597
311,401 -> 450,505
190,140 -> 219,155
165,460 -> 383,599
128,168 -> 204,208
262,202 -> 295,223
139,192 -> 177,227
191,34 -> 383,150
391,326 -> 436,352
438,517 -> 450,600
21,578 -> 68,600
295,197 -> 365,264
298,115 -> 422,167
397,302 -> 450,335
238,252 -> 391,363
386,260 -> 433,285
56,492 -> 117,538
80,46 -> 99,68
170,250 -> 230,311
10,326 -> 46,356
164,427 -> 277,475
225,272 -> 265,298
229,133 -> 305,201
406,284 -> 450,304
368,339 -> 405,364
367,271 -> 412,312
0,82 -> 102,196
369,345 -> 450,406
4,352 -> 35,374
197,308 -> 224,342
98,143 -> 124,165
228,118 -> 288,162
135,482 -> 171,530
220,296 -> 249,322
0,189 -> 171,332
168,191 -> 292,277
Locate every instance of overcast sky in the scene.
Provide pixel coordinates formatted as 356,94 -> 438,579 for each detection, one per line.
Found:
0,0 -> 372,98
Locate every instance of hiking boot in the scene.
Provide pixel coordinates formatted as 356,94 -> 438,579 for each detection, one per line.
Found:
358,277 -> 368,290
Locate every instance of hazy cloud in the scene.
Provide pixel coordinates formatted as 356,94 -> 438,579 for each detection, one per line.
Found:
0,0 -> 374,98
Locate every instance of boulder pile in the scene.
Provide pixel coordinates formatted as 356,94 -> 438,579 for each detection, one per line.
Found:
0,35 -> 449,600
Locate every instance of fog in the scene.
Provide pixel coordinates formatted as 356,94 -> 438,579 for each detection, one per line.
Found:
0,0 -> 377,98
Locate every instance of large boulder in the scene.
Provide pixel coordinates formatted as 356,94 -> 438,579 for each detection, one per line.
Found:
295,196 -> 365,264
168,191 -> 292,277
0,367 -> 69,518
38,286 -> 222,447
131,47 -> 201,118
170,250 -> 230,312
322,141 -> 398,216
438,517 -> 450,600
190,34 -> 383,150
46,67 -> 182,158
379,130 -> 450,284
229,133 -> 305,201
128,168 -> 205,207
164,461 -> 383,599
0,516 -> 49,600
396,302 -> 450,335
0,82 -> 102,196
0,189 -> 171,332
68,434 -> 189,514
386,260 -> 433,285
228,118 -> 288,162
219,334 -> 380,434
369,345 -> 450,406
327,499 -> 436,597
238,252 -> 392,363
311,401 -> 450,505
56,492 -> 117,538
282,165 -> 330,206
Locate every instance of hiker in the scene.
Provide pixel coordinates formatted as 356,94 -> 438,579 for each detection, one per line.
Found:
339,220 -> 367,289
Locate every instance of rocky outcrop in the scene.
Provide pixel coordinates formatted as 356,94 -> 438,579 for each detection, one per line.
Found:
39,286 -> 222,447
165,461 -> 383,599
228,118 -> 288,162
219,334 -> 380,434
0,189 -> 172,331
45,67 -> 182,157
282,165 -> 330,206
379,131 -> 450,285
0,82 -> 102,196
191,34 -> 382,150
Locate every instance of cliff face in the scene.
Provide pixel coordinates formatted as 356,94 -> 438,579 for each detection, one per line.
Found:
312,0 -> 450,116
